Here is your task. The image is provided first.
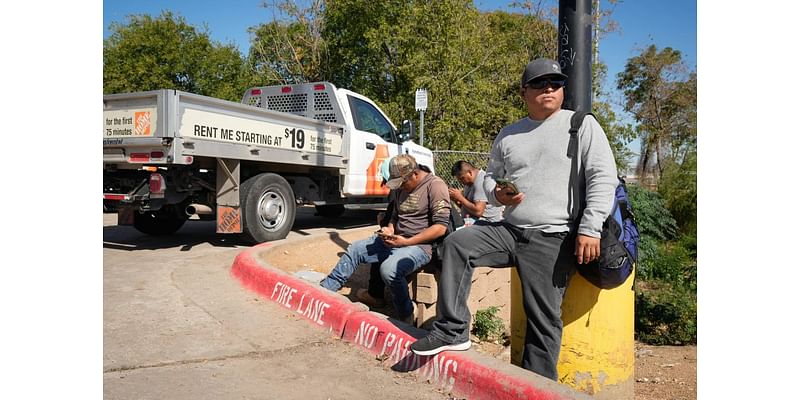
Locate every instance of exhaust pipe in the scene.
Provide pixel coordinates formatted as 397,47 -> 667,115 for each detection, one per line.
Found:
185,204 -> 213,216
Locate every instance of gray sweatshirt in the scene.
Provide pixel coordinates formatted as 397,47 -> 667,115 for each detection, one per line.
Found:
485,109 -> 617,238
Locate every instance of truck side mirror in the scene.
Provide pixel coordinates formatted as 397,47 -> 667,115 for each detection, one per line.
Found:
399,119 -> 415,142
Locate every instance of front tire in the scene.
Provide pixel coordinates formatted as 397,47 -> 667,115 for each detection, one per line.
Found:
240,173 -> 296,244
133,205 -> 187,235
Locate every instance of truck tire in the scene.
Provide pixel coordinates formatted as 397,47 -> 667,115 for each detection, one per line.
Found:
133,205 -> 187,235
240,173 -> 296,244
315,204 -> 345,218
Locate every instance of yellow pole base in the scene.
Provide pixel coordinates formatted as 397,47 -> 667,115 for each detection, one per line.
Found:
511,268 -> 635,398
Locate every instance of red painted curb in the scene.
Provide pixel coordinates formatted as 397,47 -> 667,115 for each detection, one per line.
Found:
231,242 -> 589,400
342,312 -> 582,400
230,243 -> 368,336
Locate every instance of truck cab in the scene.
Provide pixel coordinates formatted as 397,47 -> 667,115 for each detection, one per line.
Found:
241,82 -> 434,197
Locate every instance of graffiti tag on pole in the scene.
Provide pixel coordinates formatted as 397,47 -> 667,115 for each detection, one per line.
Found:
559,17 -> 576,68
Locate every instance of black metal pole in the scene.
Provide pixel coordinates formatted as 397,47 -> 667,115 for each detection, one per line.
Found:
558,0 -> 593,112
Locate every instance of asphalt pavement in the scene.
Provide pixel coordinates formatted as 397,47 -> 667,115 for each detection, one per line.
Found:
103,208 -> 451,400
103,207 -> 587,400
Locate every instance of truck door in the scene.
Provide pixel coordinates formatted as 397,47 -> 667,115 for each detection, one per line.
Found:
400,140 -> 435,175
341,94 -> 401,196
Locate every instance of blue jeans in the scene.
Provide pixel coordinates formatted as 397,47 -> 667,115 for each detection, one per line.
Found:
320,235 -> 431,317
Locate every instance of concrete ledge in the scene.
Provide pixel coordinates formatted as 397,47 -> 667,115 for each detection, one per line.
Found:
231,240 -> 591,400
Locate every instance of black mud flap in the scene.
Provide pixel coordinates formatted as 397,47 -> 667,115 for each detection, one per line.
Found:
117,206 -> 135,226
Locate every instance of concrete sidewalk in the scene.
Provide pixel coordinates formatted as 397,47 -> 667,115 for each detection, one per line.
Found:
103,212 -> 451,400
103,209 -> 590,399
232,227 -> 591,400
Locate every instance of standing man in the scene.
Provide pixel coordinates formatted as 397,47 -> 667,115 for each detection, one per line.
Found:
410,58 -> 618,381
449,160 -> 504,225
320,155 -> 451,323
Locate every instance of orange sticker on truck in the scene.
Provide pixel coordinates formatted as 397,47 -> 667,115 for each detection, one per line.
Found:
365,144 -> 390,196
217,206 -> 242,233
134,112 -> 151,136
104,108 -> 157,137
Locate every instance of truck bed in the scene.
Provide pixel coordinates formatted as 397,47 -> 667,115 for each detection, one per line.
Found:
103,90 -> 347,170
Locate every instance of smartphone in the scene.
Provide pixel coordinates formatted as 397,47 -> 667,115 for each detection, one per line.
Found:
494,178 -> 519,195
375,230 -> 396,240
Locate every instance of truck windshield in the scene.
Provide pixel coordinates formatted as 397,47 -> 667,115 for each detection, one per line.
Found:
348,95 -> 395,143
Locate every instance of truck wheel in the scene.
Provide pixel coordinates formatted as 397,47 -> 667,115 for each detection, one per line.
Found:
133,205 -> 187,235
315,204 -> 345,218
240,173 -> 296,244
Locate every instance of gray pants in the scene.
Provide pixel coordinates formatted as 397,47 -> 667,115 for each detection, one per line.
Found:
429,222 -> 575,380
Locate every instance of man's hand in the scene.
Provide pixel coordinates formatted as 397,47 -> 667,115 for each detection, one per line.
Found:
382,235 -> 409,248
448,188 -> 465,203
377,226 -> 395,236
575,234 -> 600,264
494,185 -> 524,206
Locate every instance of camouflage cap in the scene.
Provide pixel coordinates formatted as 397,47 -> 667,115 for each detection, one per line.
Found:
385,154 -> 418,190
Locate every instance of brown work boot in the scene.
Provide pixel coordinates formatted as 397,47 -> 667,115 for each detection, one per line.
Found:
355,288 -> 387,308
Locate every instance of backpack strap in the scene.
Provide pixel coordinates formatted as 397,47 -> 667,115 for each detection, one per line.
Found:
568,111 -> 595,221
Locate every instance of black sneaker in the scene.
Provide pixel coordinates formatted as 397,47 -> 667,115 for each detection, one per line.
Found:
410,334 -> 471,356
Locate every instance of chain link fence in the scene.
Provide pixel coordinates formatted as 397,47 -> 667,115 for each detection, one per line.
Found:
432,150 -> 490,188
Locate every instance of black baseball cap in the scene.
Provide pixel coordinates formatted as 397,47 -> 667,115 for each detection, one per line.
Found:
521,58 -> 568,87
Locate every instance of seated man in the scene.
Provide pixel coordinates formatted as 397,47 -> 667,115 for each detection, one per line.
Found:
448,160 -> 504,226
320,154 -> 451,322
356,158 -> 396,308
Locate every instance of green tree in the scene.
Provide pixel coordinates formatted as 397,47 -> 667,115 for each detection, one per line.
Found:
616,45 -> 696,186
592,101 -> 636,173
103,11 -> 250,101
322,0 -> 558,151
657,150 -> 697,234
247,0 -> 328,85
591,60 -> 636,173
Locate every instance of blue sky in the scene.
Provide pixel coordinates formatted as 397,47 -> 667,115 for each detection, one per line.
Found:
103,0 -> 697,158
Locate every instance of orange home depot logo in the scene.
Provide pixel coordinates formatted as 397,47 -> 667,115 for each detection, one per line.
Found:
217,206 -> 242,233
134,111 -> 151,136
365,144 -> 390,196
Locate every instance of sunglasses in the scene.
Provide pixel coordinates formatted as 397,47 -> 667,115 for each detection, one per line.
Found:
526,79 -> 566,90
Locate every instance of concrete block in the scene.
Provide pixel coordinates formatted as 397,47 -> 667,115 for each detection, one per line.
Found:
415,271 -> 438,288
415,302 -> 438,329
414,285 -> 437,304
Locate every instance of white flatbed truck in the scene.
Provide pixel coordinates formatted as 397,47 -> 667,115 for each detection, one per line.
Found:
103,82 -> 433,243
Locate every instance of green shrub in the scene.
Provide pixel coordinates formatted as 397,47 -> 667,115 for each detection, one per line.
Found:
635,236 -> 660,280
621,181 -> 697,346
635,281 -> 697,345
472,306 -> 505,343
657,151 -> 697,235
627,184 -> 678,242
640,239 -> 695,288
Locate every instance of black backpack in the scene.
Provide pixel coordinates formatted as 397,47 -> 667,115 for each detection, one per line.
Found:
569,111 -> 640,289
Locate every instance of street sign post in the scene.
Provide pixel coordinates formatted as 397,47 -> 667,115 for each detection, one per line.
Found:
415,89 -> 428,146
